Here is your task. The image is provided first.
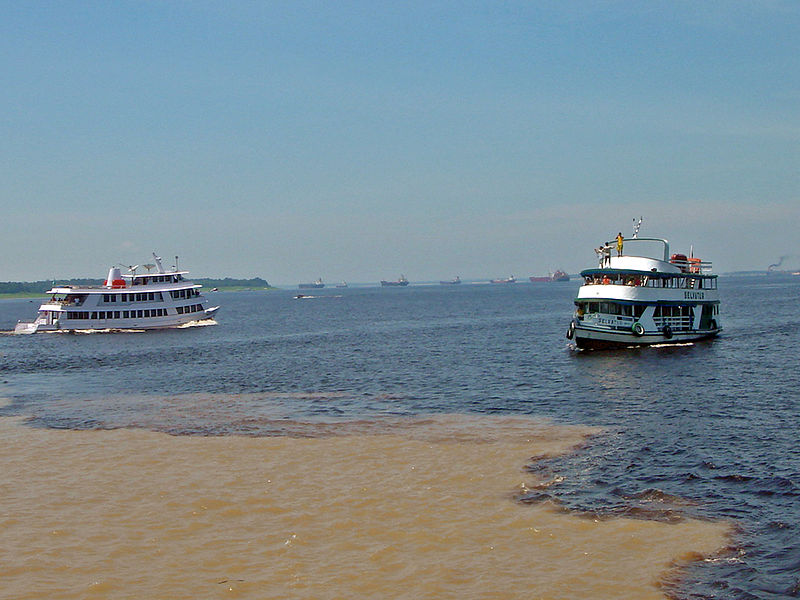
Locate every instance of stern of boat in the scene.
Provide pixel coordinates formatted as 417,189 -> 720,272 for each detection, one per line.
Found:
13,321 -> 39,335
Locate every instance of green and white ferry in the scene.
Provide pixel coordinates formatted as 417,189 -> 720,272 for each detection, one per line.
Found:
566,228 -> 721,350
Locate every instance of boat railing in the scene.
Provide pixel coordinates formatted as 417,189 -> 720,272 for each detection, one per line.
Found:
47,297 -> 86,307
583,274 -> 717,290
668,258 -> 713,274
654,315 -> 694,331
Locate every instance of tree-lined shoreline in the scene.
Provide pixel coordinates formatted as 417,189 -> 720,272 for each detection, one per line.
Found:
0,277 -> 273,298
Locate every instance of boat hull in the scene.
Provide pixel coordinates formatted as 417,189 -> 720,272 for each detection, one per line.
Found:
570,323 -> 720,350
15,307 -> 219,334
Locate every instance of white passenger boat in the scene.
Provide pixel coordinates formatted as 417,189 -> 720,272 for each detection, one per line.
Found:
566,228 -> 721,350
14,253 -> 219,334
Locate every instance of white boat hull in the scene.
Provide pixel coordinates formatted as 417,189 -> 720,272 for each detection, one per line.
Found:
14,307 -> 219,334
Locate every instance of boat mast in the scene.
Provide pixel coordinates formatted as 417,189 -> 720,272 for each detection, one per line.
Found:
152,252 -> 165,274
632,216 -> 643,239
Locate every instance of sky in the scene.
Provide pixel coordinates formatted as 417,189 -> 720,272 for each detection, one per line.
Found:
2,1 -> 798,284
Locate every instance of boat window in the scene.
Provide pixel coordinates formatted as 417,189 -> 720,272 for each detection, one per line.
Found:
633,305 -> 645,318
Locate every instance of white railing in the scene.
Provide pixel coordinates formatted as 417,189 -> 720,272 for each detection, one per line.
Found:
654,316 -> 694,331
668,258 -> 713,274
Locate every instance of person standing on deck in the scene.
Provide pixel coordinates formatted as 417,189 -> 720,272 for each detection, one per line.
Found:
616,232 -> 624,256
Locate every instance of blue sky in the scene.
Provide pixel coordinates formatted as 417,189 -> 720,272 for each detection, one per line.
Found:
2,1 -> 798,283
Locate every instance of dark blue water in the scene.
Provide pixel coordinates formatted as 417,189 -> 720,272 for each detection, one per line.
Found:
1,276 -> 799,599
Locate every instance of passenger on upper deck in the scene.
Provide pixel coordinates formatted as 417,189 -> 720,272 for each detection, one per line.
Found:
616,232 -> 624,256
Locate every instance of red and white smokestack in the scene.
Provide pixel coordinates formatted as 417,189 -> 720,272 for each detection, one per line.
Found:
105,267 -> 126,288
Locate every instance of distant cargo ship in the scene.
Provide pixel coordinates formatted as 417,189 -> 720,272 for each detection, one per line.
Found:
490,276 -> 516,284
298,279 -> 325,289
530,270 -> 570,282
440,276 -> 461,285
381,275 -> 409,287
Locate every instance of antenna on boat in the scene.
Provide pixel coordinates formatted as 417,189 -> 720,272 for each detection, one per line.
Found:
152,253 -> 165,274
175,256 -> 179,271
632,216 -> 643,239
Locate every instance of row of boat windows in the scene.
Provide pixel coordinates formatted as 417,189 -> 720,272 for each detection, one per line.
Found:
66,309 -> 169,320
577,302 -> 719,317
176,304 -> 203,314
577,302 -> 645,317
583,274 -> 717,289
64,304 -> 204,320
103,292 -> 162,302
131,274 -> 184,285
100,289 -> 199,303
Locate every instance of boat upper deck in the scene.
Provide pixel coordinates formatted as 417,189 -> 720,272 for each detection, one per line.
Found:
46,281 -> 201,297
589,237 -> 714,276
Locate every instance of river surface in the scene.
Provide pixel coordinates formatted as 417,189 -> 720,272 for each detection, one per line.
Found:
1,275 -> 798,599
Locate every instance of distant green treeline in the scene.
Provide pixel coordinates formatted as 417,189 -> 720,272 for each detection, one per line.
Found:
0,277 -> 272,296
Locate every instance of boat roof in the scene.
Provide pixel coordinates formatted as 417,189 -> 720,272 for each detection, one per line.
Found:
46,281 -> 201,294
580,268 -> 717,279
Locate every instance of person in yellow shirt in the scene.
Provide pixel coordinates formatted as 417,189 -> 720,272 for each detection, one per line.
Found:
616,232 -> 624,256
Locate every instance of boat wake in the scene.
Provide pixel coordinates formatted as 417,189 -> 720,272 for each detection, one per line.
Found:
2,320 -> 218,335
177,319 -> 218,328
294,294 -> 342,299
47,328 -> 147,335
